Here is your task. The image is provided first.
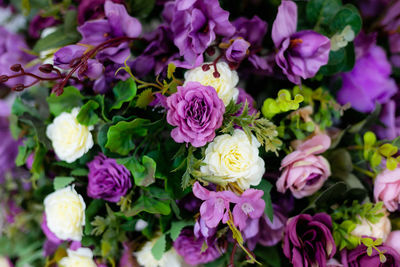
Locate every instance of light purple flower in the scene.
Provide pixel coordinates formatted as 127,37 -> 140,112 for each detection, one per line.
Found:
166,82 -> 225,147
41,214 -> 63,245
226,38 -> 250,63
242,206 -> 287,250
174,228 -> 222,265
193,182 -> 238,228
163,0 -> 235,67
194,217 -> 217,242
337,33 -> 397,113
232,189 -> 265,230
87,153 -> 132,202
271,1 -> 330,84
77,0 -> 124,25
376,100 -> 400,140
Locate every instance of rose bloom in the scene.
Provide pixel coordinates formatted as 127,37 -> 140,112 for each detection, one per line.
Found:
200,129 -> 265,190
46,107 -> 94,163
166,81 -> 225,147
374,167 -> 400,212
283,213 -> 336,267
87,153 -> 132,202
44,186 -> 86,241
184,62 -> 239,106
135,238 -> 183,267
59,248 -> 97,267
276,134 -> 331,198
341,243 -> 400,267
386,231 -> 400,255
351,210 -> 391,242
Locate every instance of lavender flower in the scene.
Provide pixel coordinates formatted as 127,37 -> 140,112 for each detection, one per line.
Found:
341,243 -> 400,267
28,15 -> 59,38
232,189 -> 265,230
271,1 -> 330,84
283,213 -> 336,267
166,82 -> 225,147
77,0 -> 123,25
87,153 -> 132,202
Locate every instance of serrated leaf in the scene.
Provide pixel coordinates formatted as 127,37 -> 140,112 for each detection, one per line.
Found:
151,234 -> 166,261
77,100 -> 100,126
135,88 -> 154,109
117,155 -> 156,187
170,221 -> 194,241
84,199 -> 104,235
47,86 -> 83,116
111,78 -> 137,110
53,176 -> 75,190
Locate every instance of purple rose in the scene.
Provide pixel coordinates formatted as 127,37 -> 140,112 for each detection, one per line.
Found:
341,243 -> 400,267
272,1 -> 330,84
283,213 -> 336,267
29,15 -> 59,38
163,0 -> 235,67
337,33 -> 397,113
87,153 -> 132,202
174,228 -> 221,265
166,81 -> 225,147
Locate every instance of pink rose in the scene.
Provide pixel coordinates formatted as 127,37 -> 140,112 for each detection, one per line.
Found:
374,167 -> 400,212
386,231 -> 400,255
276,134 -> 331,198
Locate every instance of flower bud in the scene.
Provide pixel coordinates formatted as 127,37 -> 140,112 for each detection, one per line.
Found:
12,84 -> 25,92
10,64 -> 22,72
0,75 -> 9,83
39,64 -> 54,73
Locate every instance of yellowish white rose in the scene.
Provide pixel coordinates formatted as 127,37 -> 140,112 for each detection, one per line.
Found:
200,129 -> 265,190
44,186 -> 86,241
184,62 -> 239,106
135,239 -> 183,267
0,257 -> 12,267
46,107 -> 94,163
351,211 -> 391,241
59,248 -> 97,267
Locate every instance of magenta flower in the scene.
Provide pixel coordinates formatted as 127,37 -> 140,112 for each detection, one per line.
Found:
341,243 -> 400,267
193,182 -> 238,228
271,1 -> 330,84
166,82 -> 225,147
232,189 -> 265,230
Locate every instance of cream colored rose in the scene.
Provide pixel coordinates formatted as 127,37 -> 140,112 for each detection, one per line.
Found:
135,239 -> 183,267
59,248 -> 97,267
184,62 -> 239,106
44,186 -> 86,241
46,107 -> 94,163
200,129 -> 265,190
351,211 -> 391,241
0,257 -> 12,267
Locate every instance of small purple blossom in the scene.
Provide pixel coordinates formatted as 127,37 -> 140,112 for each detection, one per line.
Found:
272,1 -> 330,84
193,182 -> 238,228
87,153 -> 132,202
166,82 -> 225,147
226,38 -> 250,63
194,217 -> 217,242
232,189 -> 265,230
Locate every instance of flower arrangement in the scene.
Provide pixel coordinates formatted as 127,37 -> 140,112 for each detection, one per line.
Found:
1,0 -> 400,266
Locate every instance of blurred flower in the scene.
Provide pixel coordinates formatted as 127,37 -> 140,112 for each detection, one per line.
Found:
337,33 -> 397,113
386,231 -> 400,255
283,213 -> 336,267
29,14 -> 59,38
374,167 -> 400,212
271,1 -> 330,84
276,134 -> 331,198
351,210 -> 391,242
0,257 -> 13,267
87,153 -> 132,202
225,38 -> 250,63
59,247 -> 97,267
375,99 -> 400,140
135,238 -> 183,267
200,129 -> 265,190
77,0 -> 124,25
44,186 -> 86,241
46,108 -> 94,163
166,81 -> 225,147
184,62 -> 239,106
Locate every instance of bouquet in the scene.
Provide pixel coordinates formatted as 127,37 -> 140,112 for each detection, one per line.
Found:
1,0 -> 400,266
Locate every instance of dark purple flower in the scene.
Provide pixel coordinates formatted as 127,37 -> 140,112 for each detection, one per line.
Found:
166,81 -> 225,147
337,33 -> 397,113
194,217 -> 217,241
119,242 -> 136,267
77,0 -> 124,25
87,153 -> 132,202
283,213 -> 336,267
341,243 -> 400,267
174,228 -> 221,265
235,88 -> 257,116
163,0 -> 235,67
232,189 -> 265,230
272,1 -> 330,84
358,0 -> 390,17
29,15 -> 59,38
243,206 -> 287,250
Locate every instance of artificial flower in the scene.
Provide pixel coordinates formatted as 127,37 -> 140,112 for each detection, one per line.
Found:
374,166 -> 400,212
59,247 -> 97,267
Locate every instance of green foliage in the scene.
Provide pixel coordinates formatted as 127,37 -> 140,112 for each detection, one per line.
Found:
255,180 -> 274,222
111,78 -> 137,110
53,176 -> 75,190
135,88 -> 154,109
47,86 -> 83,116
262,89 -> 304,119
360,237 -> 387,263
77,100 -> 100,126
170,221 -> 194,241
124,194 -> 171,217
151,234 -> 166,260
117,155 -> 156,187
127,0 -> 156,18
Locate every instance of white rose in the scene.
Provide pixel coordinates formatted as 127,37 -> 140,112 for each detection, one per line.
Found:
59,248 -> 97,267
0,257 -> 12,267
200,129 -> 265,190
135,239 -> 183,267
351,211 -> 391,241
44,186 -> 86,241
46,107 -> 94,163
184,62 -> 239,106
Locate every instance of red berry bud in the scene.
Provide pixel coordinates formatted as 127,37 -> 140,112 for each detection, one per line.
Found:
0,75 -> 9,83
10,64 -> 22,72
39,64 -> 54,73
12,84 -> 25,92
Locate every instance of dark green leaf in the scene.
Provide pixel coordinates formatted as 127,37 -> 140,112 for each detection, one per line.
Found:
47,86 -> 83,116
125,195 -> 171,217
170,221 -> 194,241
256,180 -> 274,221
77,100 -> 100,126
128,0 -> 156,18
53,176 -> 75,190
111,78 -> 137,110
117,156 -> 156,187
330,5 -> 362,35
84,199 -> 104,235
306,0 -> 341,27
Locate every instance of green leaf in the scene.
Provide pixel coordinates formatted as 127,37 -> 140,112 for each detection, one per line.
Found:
47,86 -> 83,116
386,157 -> 398,171
33,25 -> 80,53
135,88 -> 154,109
151,234 -> 166,261
255,180 -> 274,222
70,168 -> 89,176
371,151 -> 382,168
170,221 -> 194,241
125,195 -> 171,217
22,0 -> 30,15
167,63 -> 176,79
364,131 -> 377,146
53,176 -> 75,190
84,199 -> 104,235
111,78 -> 137,110
306,0 -> 341,26
19,114 -> 52,149
319,42 -> 355,75
330,4 -> 362,36
105,118 -> 149,155
128,0 -> 156,18
378,144 -> 398,157
116,155 -> 156,187
77,100 -> 100,126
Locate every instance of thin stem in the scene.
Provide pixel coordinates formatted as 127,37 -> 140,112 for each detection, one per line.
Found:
229,242 -> 237,267
353,165 -> 376,179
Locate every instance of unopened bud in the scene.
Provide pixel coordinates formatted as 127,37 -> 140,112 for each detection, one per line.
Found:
213,71 -> 220,78
0,75 -> 9,83
206,47 -> 216,56
12,84 -> 25,92
202,64 -> 210,71
10,64 -> 22,72
39,64 -> 54,73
